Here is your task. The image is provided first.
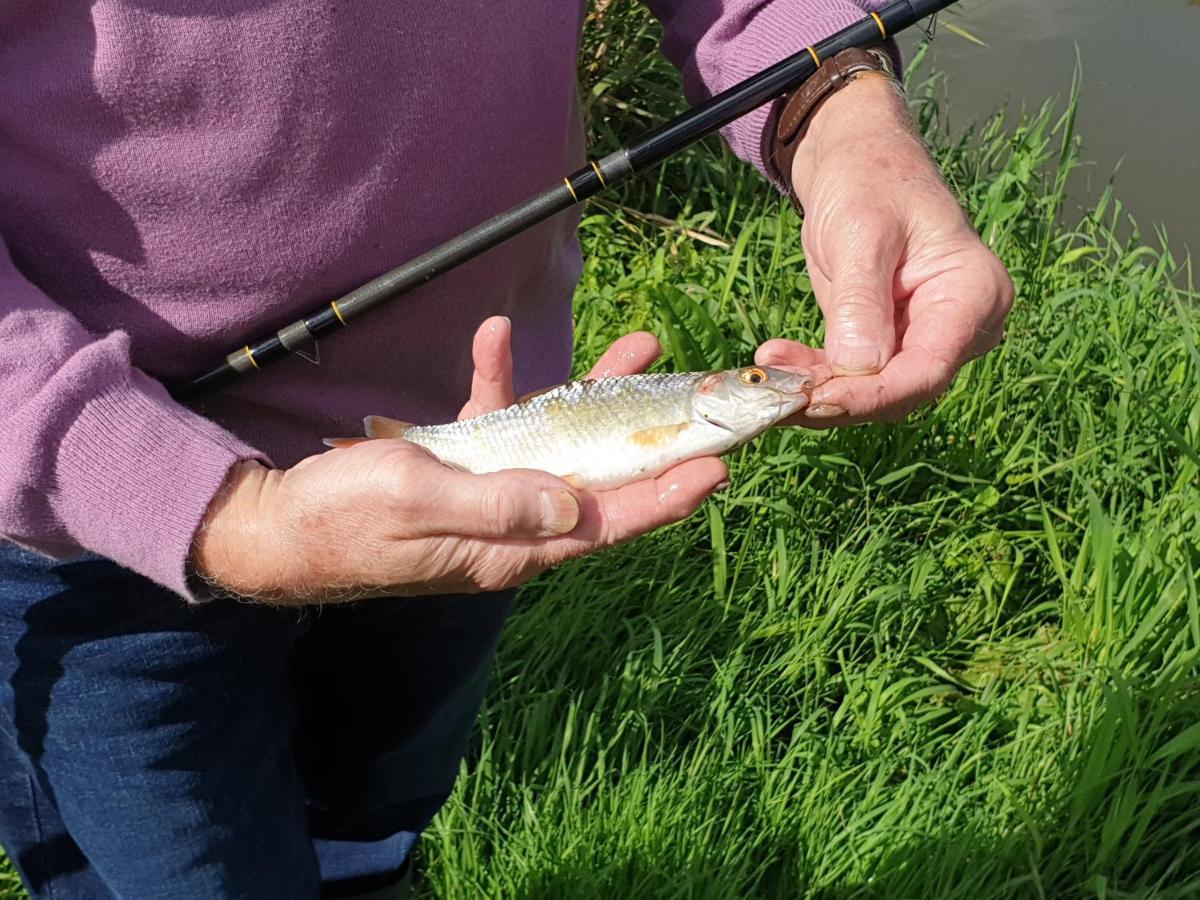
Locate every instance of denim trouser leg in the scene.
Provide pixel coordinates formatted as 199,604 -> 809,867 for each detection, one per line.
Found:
0,544 -> 513,898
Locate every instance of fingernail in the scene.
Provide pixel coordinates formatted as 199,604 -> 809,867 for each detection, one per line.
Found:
539,489 -> 579,536
832,345 -> 882,374
806,404 -> 847,419
714,480 -> 731,493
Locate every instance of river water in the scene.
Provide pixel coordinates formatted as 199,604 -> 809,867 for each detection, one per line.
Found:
899,0 -> 1199,257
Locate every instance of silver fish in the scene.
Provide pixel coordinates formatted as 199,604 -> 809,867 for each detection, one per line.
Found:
327,366 -> 813,489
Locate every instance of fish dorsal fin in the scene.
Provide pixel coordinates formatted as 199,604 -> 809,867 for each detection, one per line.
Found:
364,415 -> 413,439
627,421 -> 690,447
518,384 -> 560,403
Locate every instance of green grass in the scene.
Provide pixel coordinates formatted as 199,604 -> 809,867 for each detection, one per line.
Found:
4,8 -> 1198,900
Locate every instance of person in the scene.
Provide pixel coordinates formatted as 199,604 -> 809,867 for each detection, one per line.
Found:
0,0 -> 1012,896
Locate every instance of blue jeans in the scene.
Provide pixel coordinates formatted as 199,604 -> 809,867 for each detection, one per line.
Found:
0,543 -> 513,898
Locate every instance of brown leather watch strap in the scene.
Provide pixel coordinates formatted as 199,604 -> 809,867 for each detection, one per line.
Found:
766,46 -> 898,214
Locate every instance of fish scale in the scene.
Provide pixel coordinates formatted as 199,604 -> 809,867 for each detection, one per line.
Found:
407,374 -> 704,481
341,366 -> 814,490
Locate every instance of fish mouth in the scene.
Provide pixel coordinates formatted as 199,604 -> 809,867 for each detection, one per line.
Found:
701,387 -> 809,433
777,389 -> 812,418
769,380 -> 814,420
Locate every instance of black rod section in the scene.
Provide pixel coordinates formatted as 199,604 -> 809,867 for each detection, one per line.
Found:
172,0 -> 957,400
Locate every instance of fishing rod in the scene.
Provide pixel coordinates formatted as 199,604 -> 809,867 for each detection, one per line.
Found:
172,0 -> 957,400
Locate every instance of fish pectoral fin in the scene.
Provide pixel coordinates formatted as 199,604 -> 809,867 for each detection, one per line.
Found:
627,421 -> 690,447
699,413 -> 736,433
364,415 -> 413,439
322,437 -> 370,449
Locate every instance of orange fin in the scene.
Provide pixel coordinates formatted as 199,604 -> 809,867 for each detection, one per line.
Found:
562,474 -> 585,488
364,415 -> 413,439
322,437 -> 369,449
627,422 -> 689,447
322,414 -> 412,449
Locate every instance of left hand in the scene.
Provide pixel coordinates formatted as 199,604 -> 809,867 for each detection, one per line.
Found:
756,74 -> 1013,426
191,318 -> 725,603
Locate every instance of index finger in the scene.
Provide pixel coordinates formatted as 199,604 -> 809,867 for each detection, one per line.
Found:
767,266 -> 1010,427
800,345 -> 959,426
459,315 -> 515,420
583,331 -> 661,379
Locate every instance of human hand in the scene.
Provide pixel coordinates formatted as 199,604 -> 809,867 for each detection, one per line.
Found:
757,74 -> 1013,425
190,318 -> 726,604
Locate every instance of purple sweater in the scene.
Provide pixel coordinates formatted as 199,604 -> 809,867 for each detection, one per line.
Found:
0,0 -> 886,598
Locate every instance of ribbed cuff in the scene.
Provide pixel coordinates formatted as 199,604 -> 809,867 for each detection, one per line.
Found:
52,370 -> 269,600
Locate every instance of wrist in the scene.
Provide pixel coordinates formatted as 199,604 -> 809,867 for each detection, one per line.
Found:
189,459 -> 281,597
789,73 -> 914,205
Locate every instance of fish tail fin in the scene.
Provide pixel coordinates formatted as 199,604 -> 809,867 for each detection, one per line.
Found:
322,437 -> 369,449
322,415 -> 413,450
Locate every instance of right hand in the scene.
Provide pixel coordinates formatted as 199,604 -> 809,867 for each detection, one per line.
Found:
189,321 -> 727,604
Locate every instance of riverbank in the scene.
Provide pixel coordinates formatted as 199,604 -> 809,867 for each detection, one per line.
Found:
413,11 -> 1200,898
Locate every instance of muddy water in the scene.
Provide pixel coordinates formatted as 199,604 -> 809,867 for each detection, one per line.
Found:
900,0 -> 1200,256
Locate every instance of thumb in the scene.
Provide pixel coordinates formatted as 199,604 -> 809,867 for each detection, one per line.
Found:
424,468 -> 581,539
818,242 -> 898,375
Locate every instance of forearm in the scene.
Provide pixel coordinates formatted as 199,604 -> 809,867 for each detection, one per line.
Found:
0,238 -> 266,598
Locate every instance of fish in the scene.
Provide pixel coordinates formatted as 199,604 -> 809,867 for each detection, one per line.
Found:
325,365 -> 814,490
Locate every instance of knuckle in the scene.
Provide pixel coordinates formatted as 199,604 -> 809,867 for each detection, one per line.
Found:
479,484 -> 524,534
930,359 -> 956,397
994,265 -> 1015,314
833,290 -> 886,320
974,253 -> 1015,314
955,249 -> 1014,320
895,357 -> 954,413
834,214 -> 889,253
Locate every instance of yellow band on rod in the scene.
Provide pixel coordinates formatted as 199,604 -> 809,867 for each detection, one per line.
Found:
806,46 -> 821,67
563,177 -> 579,202
243,346 -> 259,369
590,160 -> 607,188
870,11 -> 887,39
330,301 -> 347,325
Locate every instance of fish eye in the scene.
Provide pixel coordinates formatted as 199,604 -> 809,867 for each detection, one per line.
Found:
739,367 -> 767,385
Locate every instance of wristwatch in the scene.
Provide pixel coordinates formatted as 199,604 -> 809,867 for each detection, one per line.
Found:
765,46 -> 899,214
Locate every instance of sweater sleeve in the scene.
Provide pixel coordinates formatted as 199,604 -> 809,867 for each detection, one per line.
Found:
646,0 -> 897,180
0,237 -> 268,599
